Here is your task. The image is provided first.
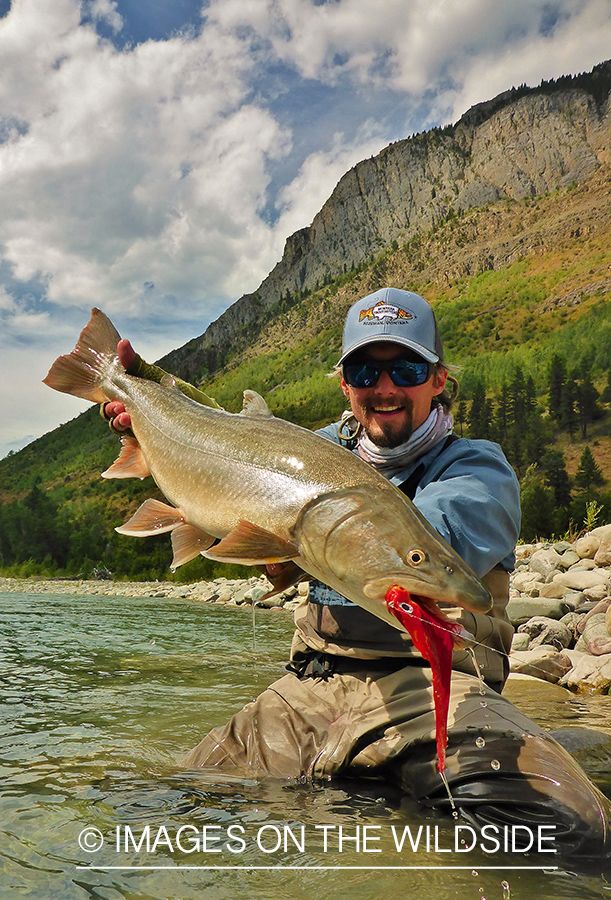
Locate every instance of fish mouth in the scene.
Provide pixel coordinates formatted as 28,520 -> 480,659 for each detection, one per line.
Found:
364,573 -> 492,615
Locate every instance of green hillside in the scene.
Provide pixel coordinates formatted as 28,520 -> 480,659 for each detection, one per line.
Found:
1,162 -> 610,581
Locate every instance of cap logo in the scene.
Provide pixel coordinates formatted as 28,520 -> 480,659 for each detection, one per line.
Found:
358,301 -> 414,324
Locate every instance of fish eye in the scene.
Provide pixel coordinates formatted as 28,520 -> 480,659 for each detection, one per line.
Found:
407,549 -> 426,566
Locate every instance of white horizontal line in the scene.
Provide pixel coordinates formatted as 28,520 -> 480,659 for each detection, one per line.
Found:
76,865 -> 559,871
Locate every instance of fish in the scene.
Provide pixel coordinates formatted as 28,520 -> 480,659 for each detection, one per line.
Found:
386,585 -> 471,775
43,308 -> 492,632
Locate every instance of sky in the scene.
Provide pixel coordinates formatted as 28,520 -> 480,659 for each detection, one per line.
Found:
1,0 -> 611,460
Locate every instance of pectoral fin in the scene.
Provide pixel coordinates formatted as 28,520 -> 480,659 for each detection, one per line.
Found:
170,523 -> 216,570
203,520 -> 298,565
261,560 -> 308,599
116,499 -> 185,536
102,436 -> 151,480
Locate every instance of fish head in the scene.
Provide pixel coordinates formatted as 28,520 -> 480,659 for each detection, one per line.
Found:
295,484 -> 492,625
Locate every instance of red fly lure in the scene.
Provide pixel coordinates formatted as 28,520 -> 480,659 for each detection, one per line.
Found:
385,585 -> 466,775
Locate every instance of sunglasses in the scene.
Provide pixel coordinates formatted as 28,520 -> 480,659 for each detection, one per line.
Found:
343,357 -> 432,389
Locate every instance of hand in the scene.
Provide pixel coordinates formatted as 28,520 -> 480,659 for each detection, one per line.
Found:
103,339 -> 137,431
104,400 -> 131,432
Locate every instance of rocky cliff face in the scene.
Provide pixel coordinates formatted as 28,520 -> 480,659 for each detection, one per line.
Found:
163,62 -> 611,379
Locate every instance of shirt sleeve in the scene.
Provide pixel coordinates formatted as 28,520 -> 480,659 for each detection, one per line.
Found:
411,440 -> 520,577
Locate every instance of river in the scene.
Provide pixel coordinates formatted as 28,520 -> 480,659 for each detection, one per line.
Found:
1,590 -> 610,899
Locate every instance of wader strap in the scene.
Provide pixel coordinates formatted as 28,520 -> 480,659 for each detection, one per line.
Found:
396,433 -> 459,500
286,651 -> 428,681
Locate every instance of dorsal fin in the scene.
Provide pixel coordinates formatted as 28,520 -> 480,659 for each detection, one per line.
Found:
161,374 -> 179,390
240,390 -> 273,418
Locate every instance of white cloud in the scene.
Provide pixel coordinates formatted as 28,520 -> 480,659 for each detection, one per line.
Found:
0,0 -> 289,326
0,0 -> 610,456
274,123 -> 389,247
207,0 -> 611,113
88,0 -> 124,34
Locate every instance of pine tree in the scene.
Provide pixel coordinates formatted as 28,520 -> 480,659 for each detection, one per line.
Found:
541,449 -> 571,532
561,375 -> 578,438
467,383 -> 486,437
455,399 -> 467,436
520,464 -> 557,541
525,375 -> 537,414
577,371 -> 600,439
548,354 -> 566,424
508,366 -> 527,431
574,446 -> 605,492
542,449 -> 572,508
494,383 -> 508,445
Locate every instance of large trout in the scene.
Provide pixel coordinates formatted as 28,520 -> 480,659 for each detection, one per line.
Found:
43,308 -> 491,631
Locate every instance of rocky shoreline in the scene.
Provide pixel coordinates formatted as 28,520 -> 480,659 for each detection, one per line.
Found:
0,572 -> 304,610
509,524 -> 611,693
3,524 -> 611,694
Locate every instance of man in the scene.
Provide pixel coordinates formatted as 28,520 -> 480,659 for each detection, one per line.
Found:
104,287 -> 610,859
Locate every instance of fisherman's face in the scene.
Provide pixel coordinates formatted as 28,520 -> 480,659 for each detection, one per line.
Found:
341,343 -> 448,448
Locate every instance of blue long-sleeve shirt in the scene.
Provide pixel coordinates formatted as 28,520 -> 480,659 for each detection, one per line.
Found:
315,422 -> 520,580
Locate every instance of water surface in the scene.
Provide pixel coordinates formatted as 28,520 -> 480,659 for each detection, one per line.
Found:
1,591 -> 610,899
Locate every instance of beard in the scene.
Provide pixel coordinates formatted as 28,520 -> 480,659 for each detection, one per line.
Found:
359,398 -> 415,449
366,419 -> 414,448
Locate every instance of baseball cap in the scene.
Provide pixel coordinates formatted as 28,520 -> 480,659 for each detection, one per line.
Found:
338,288 -> 443,365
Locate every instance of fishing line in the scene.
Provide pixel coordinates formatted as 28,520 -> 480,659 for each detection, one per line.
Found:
394,601 -> 571,683
251,595 -> 257,653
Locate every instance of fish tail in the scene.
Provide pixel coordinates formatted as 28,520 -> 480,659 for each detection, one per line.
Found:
43,308 -> 122,403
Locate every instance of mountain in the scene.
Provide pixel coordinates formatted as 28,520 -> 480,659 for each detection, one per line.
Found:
162,59 -> 611,384
1,59 -> 610,578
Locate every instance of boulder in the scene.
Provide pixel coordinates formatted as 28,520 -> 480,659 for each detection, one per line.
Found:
579,614 -> 611,656
509,645 -> 573,683
584,584 -> 611,603
559,651 -> 611,693
506,596 -> 570,625
515,544 -> 535,560
594,534 -> 611,567
538,581 -> 570,599
558,549 -> 581,569
528,548 -> 562,579
552,541 -> 573,555
517,616 -> 573,650
548,728 -> 611,773
503,673 -> 573,703
568,558 -> 597,571
573,533 -> 601,560
511,632 -> 531,651
553,570 -> 610,592
511,570 -> 544,594
560,611 -> 585,642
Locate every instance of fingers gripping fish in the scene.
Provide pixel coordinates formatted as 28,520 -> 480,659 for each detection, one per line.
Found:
43,309 -> 492,635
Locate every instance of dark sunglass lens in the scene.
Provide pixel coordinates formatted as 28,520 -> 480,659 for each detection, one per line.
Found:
343,363 -> 379,388
390,360 -> 430,387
